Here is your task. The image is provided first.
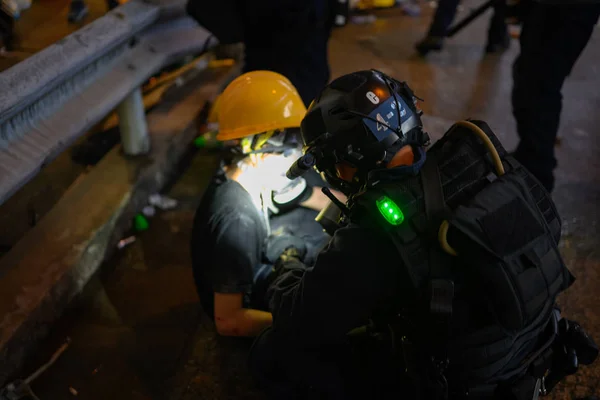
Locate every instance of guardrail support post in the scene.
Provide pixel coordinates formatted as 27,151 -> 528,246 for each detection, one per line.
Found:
117,87 -> 150,155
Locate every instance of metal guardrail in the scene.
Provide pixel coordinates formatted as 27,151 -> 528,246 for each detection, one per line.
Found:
0,0 -> 218,206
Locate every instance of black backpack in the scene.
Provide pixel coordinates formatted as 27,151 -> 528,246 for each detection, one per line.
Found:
347,120 -> 575,398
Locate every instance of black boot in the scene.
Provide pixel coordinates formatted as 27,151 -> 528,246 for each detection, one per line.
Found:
107,0 -> 119,10
485,31 -> 510,53
415,36 -> 444,56
68,0 -> 89,23
0,7 -> 15,51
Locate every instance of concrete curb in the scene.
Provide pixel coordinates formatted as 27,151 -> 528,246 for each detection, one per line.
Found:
0,62 -> 241,386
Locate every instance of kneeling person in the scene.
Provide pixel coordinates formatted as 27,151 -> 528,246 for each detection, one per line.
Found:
191,71 -> 339,338
251,70 -> 598,399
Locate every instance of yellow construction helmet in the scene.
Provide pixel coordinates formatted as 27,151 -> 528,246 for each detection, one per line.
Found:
215,71 -> 307,141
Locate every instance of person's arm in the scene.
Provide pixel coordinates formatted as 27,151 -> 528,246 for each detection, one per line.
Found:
266,225 -> 404,349
210,210 -> 271,337
300,186 -> 347,212
214,293 -> 272,337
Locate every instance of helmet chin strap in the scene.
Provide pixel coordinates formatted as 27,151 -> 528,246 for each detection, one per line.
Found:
322,168 -> 358,196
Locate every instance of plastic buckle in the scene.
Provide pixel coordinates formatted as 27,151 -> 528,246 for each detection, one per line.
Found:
429,279 -> 454,317
486,172 -> 498,183
420,131 -> 431,147
428,279 -> 454,366
567,320 -> 599,365
530,347 -> 554,378
540,376 -> 547,396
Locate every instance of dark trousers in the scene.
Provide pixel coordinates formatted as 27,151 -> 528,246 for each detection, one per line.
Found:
427,0 -> 507,44
512,3 -> 600,192
249,327 -> 413,400
0,6 -> 14,50
248,328 -> 350,400
243,1 -> 333,107
244,27 -> 331,107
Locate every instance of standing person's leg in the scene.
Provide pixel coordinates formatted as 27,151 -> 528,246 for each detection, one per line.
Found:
68,0 -> 88,23
427,0 -> 462,37
485,0 -> 509,53
512,3 -> 600,192
68,0 -> 118,23
0,3 -> 15,51
415,0 -> 461,54
288,0 -> 333,106
107,0 -> 119,10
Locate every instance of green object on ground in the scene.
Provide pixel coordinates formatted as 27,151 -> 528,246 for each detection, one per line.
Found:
194,136 -> 207,148
134,214 -> 149,231
194,132 -> 223,149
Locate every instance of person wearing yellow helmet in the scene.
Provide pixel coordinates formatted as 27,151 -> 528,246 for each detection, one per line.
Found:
191,71 -> 344,337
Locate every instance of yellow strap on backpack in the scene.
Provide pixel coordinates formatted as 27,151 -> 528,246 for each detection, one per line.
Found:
438,121 -> 505,256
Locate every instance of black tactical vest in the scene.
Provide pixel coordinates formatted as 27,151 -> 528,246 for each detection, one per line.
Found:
347,120 -> 574,393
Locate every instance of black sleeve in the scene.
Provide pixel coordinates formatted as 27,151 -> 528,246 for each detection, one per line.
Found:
266,224 -> 405,349
211,214 -> 260,294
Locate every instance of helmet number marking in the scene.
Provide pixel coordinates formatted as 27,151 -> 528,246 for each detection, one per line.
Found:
376,113 -> 388,132
366,91 -> 380,105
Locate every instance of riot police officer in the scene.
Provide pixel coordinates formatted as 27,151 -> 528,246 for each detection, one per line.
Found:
511,0 -> 600,192
248,70 -> 598,399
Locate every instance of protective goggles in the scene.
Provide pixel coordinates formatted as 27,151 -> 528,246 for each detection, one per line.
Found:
240,129 -> 301,155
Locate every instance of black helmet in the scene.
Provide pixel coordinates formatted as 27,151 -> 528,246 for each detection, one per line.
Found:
286,69 -> 429,194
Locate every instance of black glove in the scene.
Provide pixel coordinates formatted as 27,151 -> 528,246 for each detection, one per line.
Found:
264,234 -> 307,265
254,237 -> 307,307
275,247 -> 304,267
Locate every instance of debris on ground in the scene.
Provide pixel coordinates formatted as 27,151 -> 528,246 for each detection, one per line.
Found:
194,131 -> 220,149
134,214 -> 150,232
401,0 -> 421,16
148,194 -> 178,211
193,131 -> 237,150
142,205 -> 156,218
0,338 -> 71,400
350,14 -> 377,24
117,236 -> 136,250
68,387 -> 78,396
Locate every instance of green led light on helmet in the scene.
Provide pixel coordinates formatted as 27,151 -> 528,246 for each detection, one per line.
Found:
376,196 -> 404,226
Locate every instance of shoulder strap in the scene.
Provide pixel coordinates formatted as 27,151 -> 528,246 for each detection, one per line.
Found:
421,151 -> 452,282
420,151 -> 454,394
421,151 -> 446,234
